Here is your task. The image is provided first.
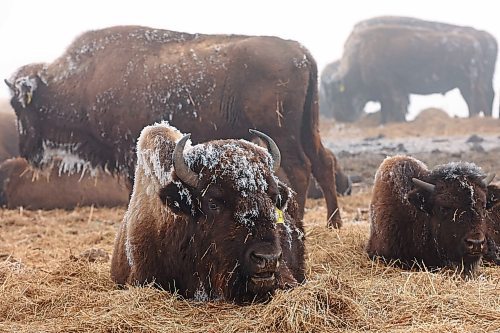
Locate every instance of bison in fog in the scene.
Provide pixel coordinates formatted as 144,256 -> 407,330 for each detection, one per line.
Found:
5,25 -> 343,227
367,155 -> 495,275
0,104 -> 19,162
111,123 -> 305,303
0,157 -> 129,210
324,16 -> 497,123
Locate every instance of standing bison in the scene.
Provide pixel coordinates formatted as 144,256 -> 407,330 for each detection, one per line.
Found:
5,25 -> 342,227
323,16 -> 497,123
111,123 -> 305,304
367,155 -> 495,275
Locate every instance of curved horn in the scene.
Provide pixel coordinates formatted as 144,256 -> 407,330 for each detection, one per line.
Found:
412,178 -> 435,193
249,129 -> 281,172
173,134 -> 199,188
483,173 -> 496,187
4,79 -> 15,92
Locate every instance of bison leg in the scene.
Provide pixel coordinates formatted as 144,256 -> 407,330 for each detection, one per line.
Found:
279,143 -> 311,221
379,94 -> 408,124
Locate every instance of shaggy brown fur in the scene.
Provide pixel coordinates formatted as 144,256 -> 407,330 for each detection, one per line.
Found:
367,155 -> 493,275
485,184 -> 500,264
110,123 -> 305,304
324,17 -> 497,123
0,157 -> 129,209
5,25 -> 342,227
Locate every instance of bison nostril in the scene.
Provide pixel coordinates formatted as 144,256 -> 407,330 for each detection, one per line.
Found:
465,237 -> 485,252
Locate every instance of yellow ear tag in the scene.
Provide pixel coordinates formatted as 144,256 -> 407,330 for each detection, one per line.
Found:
339,83 -> 345,93
275,207 -> 284,224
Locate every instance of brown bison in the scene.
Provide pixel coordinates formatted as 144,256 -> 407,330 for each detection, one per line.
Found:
324,16 -> 497,123
485,184 -> 500,264
110,123 -> 305,304
0,157 -> 129,209
367,155 -> 496,275
5,25 -> 342,227
0,102 -> 19,162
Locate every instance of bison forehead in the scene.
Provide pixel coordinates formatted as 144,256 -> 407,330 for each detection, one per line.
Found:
185,141 -> 274,197
432,162 -> 486,206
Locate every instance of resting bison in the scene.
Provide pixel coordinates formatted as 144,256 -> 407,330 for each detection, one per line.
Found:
0,103 -> 19,162
5,25 -> 342,227
0,157 -> 129,209
324,16 -> 497,123
110,123 -> 305,304
485,184 -> 500,264
367,155 -> 495,275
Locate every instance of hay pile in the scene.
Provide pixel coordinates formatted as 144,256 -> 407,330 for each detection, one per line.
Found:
1,192 -> 499,332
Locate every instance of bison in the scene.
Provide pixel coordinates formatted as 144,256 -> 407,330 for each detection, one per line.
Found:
0,103 -> 19,162
367,155 -> 495,275
0,157 -> 129,210
323,16 -> 497,123
110,123 -> 305,304
5,25 -> 342,227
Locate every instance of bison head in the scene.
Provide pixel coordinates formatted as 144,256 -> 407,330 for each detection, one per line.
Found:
408,164 -> 495,274
158,130 -> 300,303
320,63 -> 367,123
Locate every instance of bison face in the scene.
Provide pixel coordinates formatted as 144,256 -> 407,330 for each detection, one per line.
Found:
409,177 -> 490,273
158,132 -> 300,303
5,76 -> 45,167
159,174 -> 293,303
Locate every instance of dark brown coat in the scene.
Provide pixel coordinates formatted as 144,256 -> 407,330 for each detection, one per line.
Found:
367,155 -> 494,275
0,157 -> 129,209
6,26 -> 342,227
485,184 -> 500,264
324,17 -> 497,123
111,123 -> 305,304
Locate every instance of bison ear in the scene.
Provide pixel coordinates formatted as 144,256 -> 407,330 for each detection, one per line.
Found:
159,182 -> 193,216
407,188 -> 432,214
276,181 -> 291,210
487,185 -> 499,210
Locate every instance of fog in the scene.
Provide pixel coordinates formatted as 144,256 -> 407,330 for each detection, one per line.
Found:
1,0 -> 499,118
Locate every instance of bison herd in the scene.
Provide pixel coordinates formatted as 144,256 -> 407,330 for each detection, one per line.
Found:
1,17 -> 500,304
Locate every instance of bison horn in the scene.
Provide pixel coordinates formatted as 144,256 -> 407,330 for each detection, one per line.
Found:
173,134 -> 199,188
412,178 -> 435,193
4,79 -> 16,92
249,129 -> 281,172
482,173 -> 496,187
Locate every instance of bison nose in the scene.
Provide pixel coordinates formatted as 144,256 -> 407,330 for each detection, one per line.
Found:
464,236 -> 486,253
249,250 -> 282,270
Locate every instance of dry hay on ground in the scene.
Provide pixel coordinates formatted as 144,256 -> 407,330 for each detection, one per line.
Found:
1,191 -> 499,333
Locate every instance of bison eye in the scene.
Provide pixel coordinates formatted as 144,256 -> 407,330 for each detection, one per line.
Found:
208,199 -> 219,211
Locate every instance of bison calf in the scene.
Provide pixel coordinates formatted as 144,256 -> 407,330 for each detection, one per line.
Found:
367,155 -> 495,275
111,122 -> 305,304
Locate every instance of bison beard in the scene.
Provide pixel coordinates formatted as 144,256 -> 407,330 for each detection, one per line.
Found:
5,25 -> 342,228
367,155 -> 495,275
110,123 -> 305,304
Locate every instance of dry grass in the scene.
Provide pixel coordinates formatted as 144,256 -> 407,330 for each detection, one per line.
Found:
1,191 -> 499,333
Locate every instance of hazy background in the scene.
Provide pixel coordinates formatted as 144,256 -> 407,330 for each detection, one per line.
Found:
1,0 -> 499,119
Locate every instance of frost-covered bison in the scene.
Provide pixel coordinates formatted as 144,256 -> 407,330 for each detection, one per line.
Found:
110,123 -> 305,304
367,155 -> 495,275
325,16 -> 497,123
5,25 -> 342,227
